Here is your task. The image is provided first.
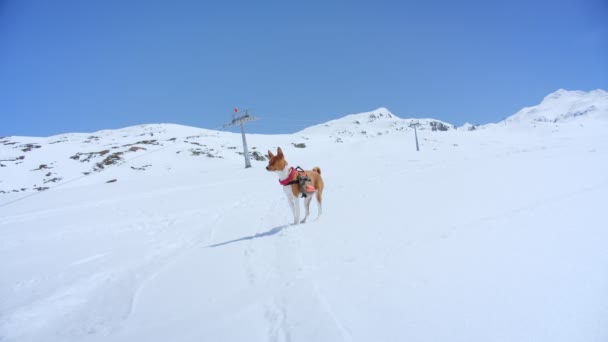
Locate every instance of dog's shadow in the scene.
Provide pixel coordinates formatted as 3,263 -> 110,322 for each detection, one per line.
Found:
206,225 -> 289,248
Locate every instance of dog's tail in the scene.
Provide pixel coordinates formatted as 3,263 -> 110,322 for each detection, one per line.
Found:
312,166 -> 321,175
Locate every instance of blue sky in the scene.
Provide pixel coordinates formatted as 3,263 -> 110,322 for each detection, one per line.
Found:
1,0 -> 607,137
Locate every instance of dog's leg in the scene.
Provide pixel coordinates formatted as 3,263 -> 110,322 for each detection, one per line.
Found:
283,185 -> 300,225
316,190 -> 323,220
286,194 -> 300,225
292,195 -> 300,225
301,195 -> 313,224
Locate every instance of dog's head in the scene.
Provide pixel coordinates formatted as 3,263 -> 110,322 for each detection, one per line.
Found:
266,147 -> 287,172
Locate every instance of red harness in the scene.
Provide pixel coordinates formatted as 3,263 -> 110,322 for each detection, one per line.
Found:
279,167 -> 316,195
279,167 -> 297,186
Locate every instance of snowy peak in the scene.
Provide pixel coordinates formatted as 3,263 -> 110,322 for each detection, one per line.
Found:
305,107 -> 399,129
504,89 -> 608,124
298,107 -> 455,138
342,107 -> 397,124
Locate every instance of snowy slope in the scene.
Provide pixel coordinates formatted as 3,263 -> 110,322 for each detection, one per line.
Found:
0,124 -> 283,196
503,89 -> 608,124
1,91 -> 608,342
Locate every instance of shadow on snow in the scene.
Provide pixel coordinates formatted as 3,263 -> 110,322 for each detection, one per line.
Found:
206,225 -> 289,248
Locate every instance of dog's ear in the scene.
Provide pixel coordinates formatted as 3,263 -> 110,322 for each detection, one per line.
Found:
268,150 -> 275,159
277,147 -> 283,157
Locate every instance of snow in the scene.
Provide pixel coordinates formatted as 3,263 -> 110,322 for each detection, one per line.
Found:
503,89 -> 608,124
1,90 -> 608,342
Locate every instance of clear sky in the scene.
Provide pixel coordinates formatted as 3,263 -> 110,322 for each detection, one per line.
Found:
1,0 -> 607,137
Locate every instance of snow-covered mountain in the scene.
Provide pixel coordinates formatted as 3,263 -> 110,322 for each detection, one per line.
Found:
0,107 -> 461,195
298,107 -> 456,139
1,90 -> 608,342
0,108 -> 459,196
503,89 -> 608,124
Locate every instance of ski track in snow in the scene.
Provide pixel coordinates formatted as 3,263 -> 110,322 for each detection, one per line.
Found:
289,231 -> 353,342
427,179 -> 608,245
0,176 -> 263,341
232,195 -> 353,342
244,199 -> 296,342
125,190 -> 264,316
200,190 -> 350,342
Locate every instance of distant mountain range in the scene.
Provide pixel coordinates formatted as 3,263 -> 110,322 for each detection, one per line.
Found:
1,89 -> 606,196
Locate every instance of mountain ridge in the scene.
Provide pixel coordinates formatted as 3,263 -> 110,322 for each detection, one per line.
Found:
2,89 -> 607,196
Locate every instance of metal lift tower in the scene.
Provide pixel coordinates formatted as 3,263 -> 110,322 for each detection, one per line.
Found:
409,121 -> 421,151
224,109 -> 260,168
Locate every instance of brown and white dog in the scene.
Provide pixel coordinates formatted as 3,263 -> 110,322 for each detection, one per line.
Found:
266,147 -> 324,225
